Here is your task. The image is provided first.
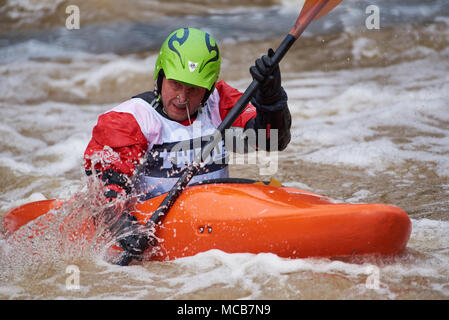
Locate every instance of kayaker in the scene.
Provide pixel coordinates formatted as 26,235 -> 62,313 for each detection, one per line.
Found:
84,27 -> 291,201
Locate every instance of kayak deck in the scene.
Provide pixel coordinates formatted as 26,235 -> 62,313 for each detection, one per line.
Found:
2,181 -> 412,262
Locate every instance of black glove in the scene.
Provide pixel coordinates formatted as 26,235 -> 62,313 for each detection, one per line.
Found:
104,188 -> 119,201
246,49 -> 290,152
109,211 -> 150,256
111,212 -> 149,255
249,48 -> 283,106
117,232 -> 150,256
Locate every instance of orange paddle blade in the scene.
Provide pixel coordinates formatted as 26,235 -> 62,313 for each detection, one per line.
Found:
289,0 -> 342,38
302,0 -> 342,21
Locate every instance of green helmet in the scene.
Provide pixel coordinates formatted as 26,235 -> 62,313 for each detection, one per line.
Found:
154,27 -> 221,92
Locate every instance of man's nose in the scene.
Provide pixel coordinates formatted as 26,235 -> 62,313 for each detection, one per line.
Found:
177,88 -> 189,103
177,93 -> 188,103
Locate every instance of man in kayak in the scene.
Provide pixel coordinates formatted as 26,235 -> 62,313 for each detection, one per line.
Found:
84,27 -> 291,201
84,28 -> 291,259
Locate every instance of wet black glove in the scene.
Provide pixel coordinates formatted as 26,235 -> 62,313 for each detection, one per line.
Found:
118,232 -> 150,256
246,48 -> 291,151
111,213 -> 150,256
249,48 -> 284,106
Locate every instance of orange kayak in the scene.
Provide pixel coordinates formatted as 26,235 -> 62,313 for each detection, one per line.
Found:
2,179 -> 412,261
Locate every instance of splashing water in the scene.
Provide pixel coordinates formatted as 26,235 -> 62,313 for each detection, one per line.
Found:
0,177 -> 158,285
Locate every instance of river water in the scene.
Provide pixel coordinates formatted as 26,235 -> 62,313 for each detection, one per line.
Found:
0,0 -> 448,300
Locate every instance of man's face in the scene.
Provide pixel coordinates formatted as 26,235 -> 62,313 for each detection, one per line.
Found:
160,78 -> 207,122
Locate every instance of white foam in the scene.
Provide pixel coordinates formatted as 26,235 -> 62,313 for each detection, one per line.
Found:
285,53 -> 449,176
0,123 -> 47,153
409,218 -> 449,251
157,221 -> 449,299
352,38 -> 382,61
33,133 -> 88,176
63,54 -> 156,96
162,217 -> 449,298
279,0 -> 306,12
0,40 -> 93,64
346,189 -> 372,203
2,0 -> 65,23
0,101 -> 102,176
0,49 -> 157,106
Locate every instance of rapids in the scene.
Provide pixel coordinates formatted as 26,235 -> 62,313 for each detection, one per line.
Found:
1,0 -> 448,299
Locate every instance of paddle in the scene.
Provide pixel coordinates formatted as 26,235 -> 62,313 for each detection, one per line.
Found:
117,0 -> 342,266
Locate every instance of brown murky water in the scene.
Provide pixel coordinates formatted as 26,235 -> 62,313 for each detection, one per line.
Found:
1,0 -> 448,300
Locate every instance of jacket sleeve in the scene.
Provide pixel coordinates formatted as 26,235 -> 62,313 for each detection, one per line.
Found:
216,80 -> 291,152
216,80 -> 258,128
84,111 -> 148,196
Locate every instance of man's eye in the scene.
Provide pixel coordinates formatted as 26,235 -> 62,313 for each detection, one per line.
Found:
189,87 -> 202,94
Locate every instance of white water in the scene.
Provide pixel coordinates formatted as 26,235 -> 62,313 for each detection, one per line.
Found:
1,0 -> 449,300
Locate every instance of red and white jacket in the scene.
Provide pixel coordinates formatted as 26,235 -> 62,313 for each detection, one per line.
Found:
84,80 -> 257,199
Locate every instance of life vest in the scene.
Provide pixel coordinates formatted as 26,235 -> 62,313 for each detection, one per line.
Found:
110,91 -> 229,200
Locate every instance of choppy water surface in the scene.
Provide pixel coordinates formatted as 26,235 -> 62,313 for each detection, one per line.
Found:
1,0 -> 449,299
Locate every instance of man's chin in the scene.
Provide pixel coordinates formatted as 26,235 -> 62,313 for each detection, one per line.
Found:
166,111 -> 186,122
166,106 -> 188,121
